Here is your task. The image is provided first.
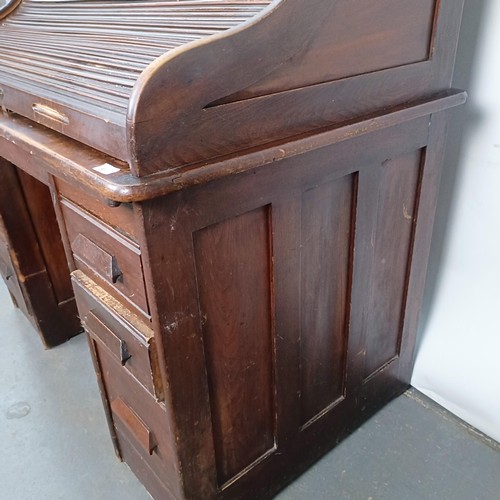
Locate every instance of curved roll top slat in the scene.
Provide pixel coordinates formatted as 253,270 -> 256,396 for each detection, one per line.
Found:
0,0 -> 271,114
0,0 -> 464,177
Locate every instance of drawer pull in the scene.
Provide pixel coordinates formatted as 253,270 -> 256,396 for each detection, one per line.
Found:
32,103 -> 70,125
85,311 -> 131,365
72,233 -> 123,284
111,398 -> 156,455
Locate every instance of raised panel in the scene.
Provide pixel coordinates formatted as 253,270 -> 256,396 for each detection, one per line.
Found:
364,150 -> 423,378
300,174 -> 355,425
193,207 -> 275,485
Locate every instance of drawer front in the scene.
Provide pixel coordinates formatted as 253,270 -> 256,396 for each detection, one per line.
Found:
61,198 -> 149,315
94,342 -> 178,491
55,178 -> 139,241
85,311 -> 155,395
116,429 -> 176,500
73,271 -> 163,400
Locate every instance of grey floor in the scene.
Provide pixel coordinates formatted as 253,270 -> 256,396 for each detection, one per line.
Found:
1,283 -> 499,500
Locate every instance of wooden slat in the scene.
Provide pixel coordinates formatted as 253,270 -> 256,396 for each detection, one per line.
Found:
0,0 -> 271,114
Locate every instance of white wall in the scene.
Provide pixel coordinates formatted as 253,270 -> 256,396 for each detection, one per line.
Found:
412,0 -> 500,442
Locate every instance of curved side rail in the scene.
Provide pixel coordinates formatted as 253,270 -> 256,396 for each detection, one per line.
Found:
127,0 -> 339,176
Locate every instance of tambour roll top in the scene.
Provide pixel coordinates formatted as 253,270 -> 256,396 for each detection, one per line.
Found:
0,0 -> 463,178
0,0 -> 272,167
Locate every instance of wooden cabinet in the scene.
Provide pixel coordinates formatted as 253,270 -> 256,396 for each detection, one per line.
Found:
124,113 -> 451,499
0,0 -> 466,498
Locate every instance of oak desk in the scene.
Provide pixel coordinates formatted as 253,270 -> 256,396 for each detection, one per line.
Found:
0,1 -> 465,498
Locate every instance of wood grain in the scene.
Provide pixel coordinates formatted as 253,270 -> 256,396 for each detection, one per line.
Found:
221,0 -> 438,102
16,169 -> 74,304
61,198 -> 150,315
363,150 -> 423,379
0,91 -> 467,204
0,0 -> 270,114
0,0 -> 464,173
0,158 -> 80,347
299,175 -> 355,425
0,1 -> 467,498
193,207 -> 275,485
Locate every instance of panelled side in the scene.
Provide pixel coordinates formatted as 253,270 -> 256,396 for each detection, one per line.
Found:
363,150 -> 424,379
193,207 -> 276,486
299,174 -> 356,425
135,112 -> 457,500
221,0 -> 438,102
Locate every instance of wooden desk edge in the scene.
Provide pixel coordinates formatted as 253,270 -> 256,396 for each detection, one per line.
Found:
0,89 -> 466,204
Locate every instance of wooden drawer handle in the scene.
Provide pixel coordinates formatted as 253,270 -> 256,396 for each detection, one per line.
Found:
111,398 -> 156,455
84,311 -> 131,365
32,103 -> 70,125
72,233 -> 123,284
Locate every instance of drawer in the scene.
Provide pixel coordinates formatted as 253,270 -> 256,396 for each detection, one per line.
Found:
92,341 -> 178,491
73,270 -> 163,401
61,198 -> 149,315
117,429 -> 176,500
55,178 -> 139,241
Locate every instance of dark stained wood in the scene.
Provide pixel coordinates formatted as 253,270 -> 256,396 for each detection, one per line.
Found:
60,198 -> 150,316
127,0 -> 465,173
397,112 -> 450,383
0,0 -> 271,160
0,0 -> 464,173
0,90 -> 467,205
95,341 -> 181,497
0,90 -> 466,204
55,177 -> 139,241
0,158 -> 80,347
137,192 -> 219,500
72,271 -> 163,400
111,398 -> 156,456
220,0 -> 438,102
193,207 -> 275,485
117,429 -> 177,500
87,311 -> 155,395
363,150 -> 423,379
299,175 -> 355,425
0,2 -> 467,499
134,110 -> 461,498
16,169 -> 74,304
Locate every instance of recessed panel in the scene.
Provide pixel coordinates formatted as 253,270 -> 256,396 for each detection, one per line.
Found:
223,0 -> 438,102
364,150 -> 423,378
193,207 -> 275,485
300,174 -> 355,425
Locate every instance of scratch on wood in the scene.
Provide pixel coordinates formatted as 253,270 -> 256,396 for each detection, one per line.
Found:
403,204 -> 413,221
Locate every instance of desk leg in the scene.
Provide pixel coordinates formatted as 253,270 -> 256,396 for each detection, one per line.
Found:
0,158 -> 81,348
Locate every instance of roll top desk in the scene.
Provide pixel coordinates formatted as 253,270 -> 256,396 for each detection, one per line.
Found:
0,1 -> 466,498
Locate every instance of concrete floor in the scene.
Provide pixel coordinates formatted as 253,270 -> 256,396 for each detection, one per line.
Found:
1,283 -> 499,500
